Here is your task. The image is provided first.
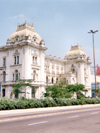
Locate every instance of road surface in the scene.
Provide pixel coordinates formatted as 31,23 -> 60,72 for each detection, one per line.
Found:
0,105 -> 100,133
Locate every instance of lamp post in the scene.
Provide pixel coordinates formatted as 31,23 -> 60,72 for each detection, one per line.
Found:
88,30 -> 98,97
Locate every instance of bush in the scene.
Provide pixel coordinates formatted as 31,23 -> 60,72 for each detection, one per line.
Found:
0,98 -> 100,110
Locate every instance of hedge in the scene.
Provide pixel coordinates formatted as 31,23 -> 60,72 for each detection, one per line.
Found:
0,97 -> 100,110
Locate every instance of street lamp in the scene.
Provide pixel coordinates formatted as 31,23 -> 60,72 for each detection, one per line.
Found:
88,30 -> 98,97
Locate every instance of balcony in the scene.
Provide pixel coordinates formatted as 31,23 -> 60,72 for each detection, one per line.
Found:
10,64 -> 22,67
0,66 -> 6,70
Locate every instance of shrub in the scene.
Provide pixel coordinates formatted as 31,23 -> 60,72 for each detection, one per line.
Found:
0,98 -> 100,110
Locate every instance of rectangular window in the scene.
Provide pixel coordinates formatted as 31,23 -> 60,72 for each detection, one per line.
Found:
35,57 -> 37,62
33,56 -> 37,64
2,89 -> 5,97
19,73 -> 20,79
13,74 -> 14,80
14,57 -> 16,64
3,58 -> 6,66
16,73 -> 18,80
3,72 -> 6,82
17,56 -> 19,64
33,57 -> 34,63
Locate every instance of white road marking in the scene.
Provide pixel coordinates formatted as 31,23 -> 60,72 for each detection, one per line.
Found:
68,115 -> 79,119
28,121 -> 48,126
91,112 -> 98,114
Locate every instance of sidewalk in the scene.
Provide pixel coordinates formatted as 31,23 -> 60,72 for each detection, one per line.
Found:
0,104 -> 100,116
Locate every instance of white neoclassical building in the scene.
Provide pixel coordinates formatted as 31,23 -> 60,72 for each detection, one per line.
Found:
0,22 -> 92,99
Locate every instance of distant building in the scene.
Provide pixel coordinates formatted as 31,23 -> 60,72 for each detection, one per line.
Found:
91,69 -> 100,97
0,22 -> 92,99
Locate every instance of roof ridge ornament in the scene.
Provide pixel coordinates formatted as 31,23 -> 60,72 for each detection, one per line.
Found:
16,21 -> 34,32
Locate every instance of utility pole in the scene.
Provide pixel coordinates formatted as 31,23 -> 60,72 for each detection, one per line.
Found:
88,30 -> 98,97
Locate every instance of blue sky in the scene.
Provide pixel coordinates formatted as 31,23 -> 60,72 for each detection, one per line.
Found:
0,0 -> 100,66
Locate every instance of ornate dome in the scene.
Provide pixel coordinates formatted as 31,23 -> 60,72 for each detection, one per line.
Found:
7,22 -> 44,45
65,45 -> 87,60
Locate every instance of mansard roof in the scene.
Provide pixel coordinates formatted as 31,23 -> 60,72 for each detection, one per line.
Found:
8,22 -> 42,44
65,45 -> 88,60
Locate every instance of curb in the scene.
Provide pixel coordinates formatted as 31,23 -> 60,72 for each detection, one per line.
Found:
0,104 -> 100,116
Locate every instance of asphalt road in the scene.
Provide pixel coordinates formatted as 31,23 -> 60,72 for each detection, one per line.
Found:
0,106 -> 100,133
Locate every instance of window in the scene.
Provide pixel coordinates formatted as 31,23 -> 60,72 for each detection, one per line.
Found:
33,35 -> 37,42
72,68 -> 75,73
15,70 -> 18,80
3,58 -> 6,66
14,56 -> 19,65
46,77 -> 48,84
35,57 -> 37,62
61,68 -> 63,74
33,70 -> 36,80
33,56 -> 37,64
2,89 -> 5,97
16,38 -> 18,42
14,70 -> 20,80
13,74 -> 14,80
32,89 -> 35,98
52,77 -> 54,84
56,78 -> 58,83
3,71 -> 6,81
17,56 -> 19,64
14,57 -> 16,64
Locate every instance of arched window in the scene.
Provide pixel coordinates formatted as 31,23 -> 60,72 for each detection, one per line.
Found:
13,70 -> 20,81
3,71 -> 6,81
52,77 -> 54,84
56,78 -> 58,83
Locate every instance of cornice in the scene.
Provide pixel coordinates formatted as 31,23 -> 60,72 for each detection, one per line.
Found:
0,41 -> 47,51
65,59 -> 91,64
45,55 -> 66,63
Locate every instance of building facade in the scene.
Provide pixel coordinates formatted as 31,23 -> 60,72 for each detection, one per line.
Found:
0,22 -> 92,99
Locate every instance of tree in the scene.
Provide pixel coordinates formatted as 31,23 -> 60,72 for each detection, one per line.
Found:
65,84 -> 87,99
44,85 -> 72,99
44,78 -> 72,99
12,79 -> 35,98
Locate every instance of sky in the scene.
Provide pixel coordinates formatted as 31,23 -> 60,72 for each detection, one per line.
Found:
0,0 -> 100,66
